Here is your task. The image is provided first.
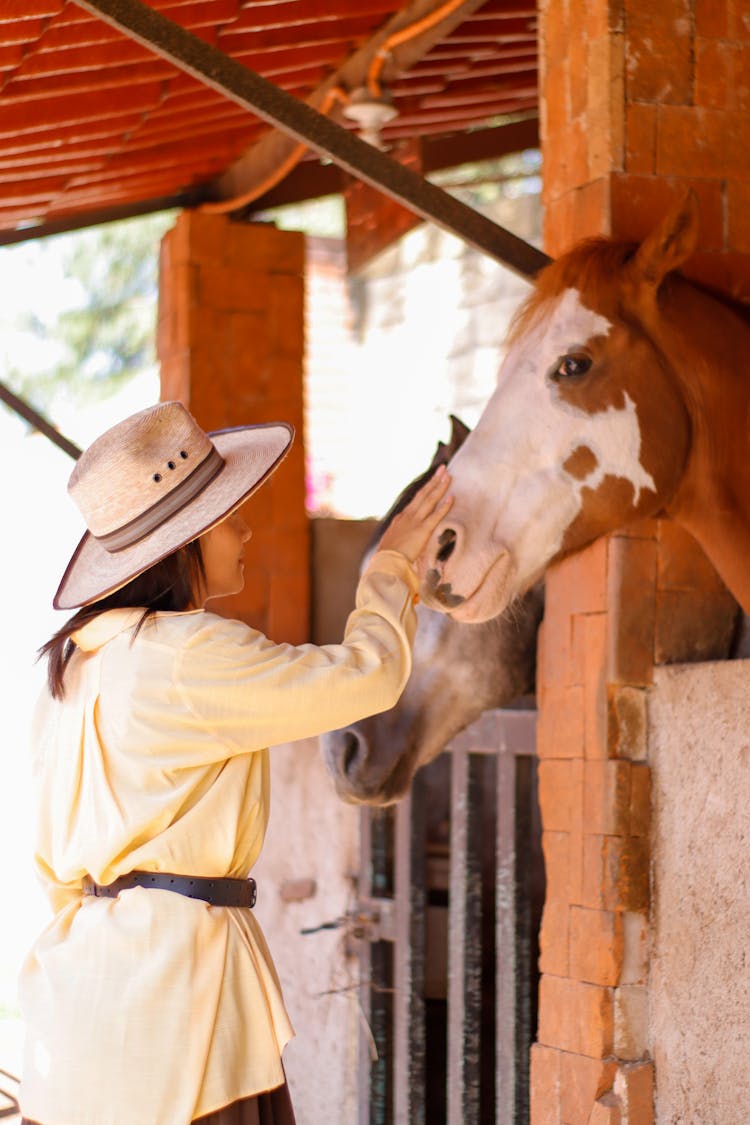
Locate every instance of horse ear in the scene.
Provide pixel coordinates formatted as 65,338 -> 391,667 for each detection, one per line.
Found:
631,190 -> 699,289
448,415 -> 471,450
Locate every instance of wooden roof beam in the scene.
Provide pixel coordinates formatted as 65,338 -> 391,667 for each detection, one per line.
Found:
74,0 -> 550,278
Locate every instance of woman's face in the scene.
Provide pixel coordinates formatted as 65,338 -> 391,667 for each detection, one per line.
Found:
198,511 -> 251,603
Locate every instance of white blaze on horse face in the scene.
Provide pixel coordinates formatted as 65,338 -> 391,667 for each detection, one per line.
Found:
442,288 -> 656,612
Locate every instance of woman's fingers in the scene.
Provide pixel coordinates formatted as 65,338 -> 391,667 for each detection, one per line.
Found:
378,466 -> 453,562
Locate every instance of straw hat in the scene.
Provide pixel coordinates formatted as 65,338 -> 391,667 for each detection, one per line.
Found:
54,401 -> 293,610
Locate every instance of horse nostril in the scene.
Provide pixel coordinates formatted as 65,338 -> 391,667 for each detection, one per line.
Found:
436,527 -> 457,564
342,731 -> 363,777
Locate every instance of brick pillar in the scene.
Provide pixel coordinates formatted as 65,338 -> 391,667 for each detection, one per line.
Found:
157,211 -> 309,644
532,1 -> 748,1121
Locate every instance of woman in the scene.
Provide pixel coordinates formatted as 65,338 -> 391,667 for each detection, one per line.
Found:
19,401 -> 452,1125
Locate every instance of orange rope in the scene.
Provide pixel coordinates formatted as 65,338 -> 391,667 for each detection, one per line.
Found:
201,86 -> 349,214
367,0 -> 469,96
202,0 -> 470,214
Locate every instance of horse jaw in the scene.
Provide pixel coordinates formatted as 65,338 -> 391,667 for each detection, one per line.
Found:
320,598 -> 540,805
421,288 -> 658,621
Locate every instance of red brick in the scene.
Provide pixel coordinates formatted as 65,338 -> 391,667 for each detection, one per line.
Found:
728,0 -> 750,40
732,42 -> 750,111
195,263 -> 270,312
581,613 -> 610,759
727,179 -> 750,254
543,191 -> 577,254
539,759 -> 584,833
268,566 -> 310,644
572,176 -> 612,237
542,831 -> 576,904
538,975 -> 578,1052
606,686 -> 647,761
609,173 -> 724,250
224,222 -> 305,275
560,1052 -> 618,1125
695,0 -> 728,36
541,0 -> 572,84
613,1061 -> 654,1122
625,104 -> 656,174
583,760 -> 632,836
684,249 -> 750,303
543,58 -> 571,137
582,834 -> 649,912
560,539 -> 610,615
589,1092 -> 623,1125
537,685 -> 586,759
569,906 -> 624,986
629,765 -> 651,838
654,587 -> 737,665
530,1043 -> 562,1125
657,106 -> 750,179
625,15 -> 693,105
695,38 -> 733,109
539,900 -> 570,977
606,536 -> 657,686
568,34 -> 589,120
157,213 -> 309,640
539,977 -> 614,1057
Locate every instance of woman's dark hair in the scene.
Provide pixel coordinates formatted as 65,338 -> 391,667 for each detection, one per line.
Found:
39,539 -> 206,700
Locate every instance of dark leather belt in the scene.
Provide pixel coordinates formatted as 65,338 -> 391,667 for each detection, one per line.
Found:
82,870 -> 257,908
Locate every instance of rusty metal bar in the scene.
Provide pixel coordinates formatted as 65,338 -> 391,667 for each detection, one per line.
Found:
496,710 -> 538,1125
447,743 -> 483,1124
75,0 -> 551,279
359,807 -> 396,1125
0,380 -> 81,460
393,774 -> 427,1125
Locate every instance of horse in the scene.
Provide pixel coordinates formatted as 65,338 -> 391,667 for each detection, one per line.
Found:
321,417 -> 543,805
419,193 -> 750,622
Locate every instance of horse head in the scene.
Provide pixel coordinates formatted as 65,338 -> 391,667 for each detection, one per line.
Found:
421,194 -> 705,621
321,417 -> 543,805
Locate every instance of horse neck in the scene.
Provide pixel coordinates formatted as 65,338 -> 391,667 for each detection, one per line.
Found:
654,279 -> 750,611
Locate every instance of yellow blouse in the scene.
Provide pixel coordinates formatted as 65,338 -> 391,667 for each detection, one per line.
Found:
20,550 -> 417,1125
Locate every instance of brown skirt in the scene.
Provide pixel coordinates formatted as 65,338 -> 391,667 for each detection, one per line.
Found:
21,1078 -> 296,1125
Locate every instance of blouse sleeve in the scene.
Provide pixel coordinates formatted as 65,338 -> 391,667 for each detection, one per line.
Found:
174,549 -> 418,754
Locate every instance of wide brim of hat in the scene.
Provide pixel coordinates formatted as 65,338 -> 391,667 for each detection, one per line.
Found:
54,422 -> 294,611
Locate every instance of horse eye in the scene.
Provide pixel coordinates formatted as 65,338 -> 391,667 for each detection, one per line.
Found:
553,353 -> 592,380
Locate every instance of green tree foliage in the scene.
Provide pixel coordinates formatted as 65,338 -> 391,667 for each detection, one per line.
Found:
3,210 -> 174,414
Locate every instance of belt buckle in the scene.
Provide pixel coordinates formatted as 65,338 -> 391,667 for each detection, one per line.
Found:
247,877 -> 257,908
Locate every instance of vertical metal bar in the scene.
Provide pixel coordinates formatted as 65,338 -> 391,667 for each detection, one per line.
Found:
447,745 -> 483,1124
360,807 -> 395,1125
512,755 -> 535,1125
496,735 -> 518,1125
496,711 -> 538,1125
393,772 -> 427,1125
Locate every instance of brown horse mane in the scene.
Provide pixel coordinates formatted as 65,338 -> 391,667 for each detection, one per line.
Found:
508,233 -> 750,345
507,237 -> 638,345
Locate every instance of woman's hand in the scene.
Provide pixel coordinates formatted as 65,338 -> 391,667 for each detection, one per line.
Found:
377,465 -> 453,565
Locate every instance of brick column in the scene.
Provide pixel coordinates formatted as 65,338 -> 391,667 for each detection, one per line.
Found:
532,1 -> 747,1121
157,211 -> 309,644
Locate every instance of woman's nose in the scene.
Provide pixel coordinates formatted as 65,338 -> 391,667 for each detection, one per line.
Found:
232,513 -> 251,542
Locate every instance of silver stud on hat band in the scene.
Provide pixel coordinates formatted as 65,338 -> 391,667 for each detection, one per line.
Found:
96,446 -> 225,553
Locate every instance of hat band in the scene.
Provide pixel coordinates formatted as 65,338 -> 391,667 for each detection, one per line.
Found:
96,446 -> 225,553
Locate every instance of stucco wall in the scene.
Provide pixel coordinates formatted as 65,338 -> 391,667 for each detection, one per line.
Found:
649,660 -> 750,1123
252,738 -> 361,1125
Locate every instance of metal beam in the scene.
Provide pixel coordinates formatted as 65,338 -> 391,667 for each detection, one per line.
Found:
0,381 -> 81,460
210,0 -> 493,206
74,0 -> 551,279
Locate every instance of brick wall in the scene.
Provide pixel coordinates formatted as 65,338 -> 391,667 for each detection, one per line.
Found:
157,211 -> 309,643
534,0 -> 749,1121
